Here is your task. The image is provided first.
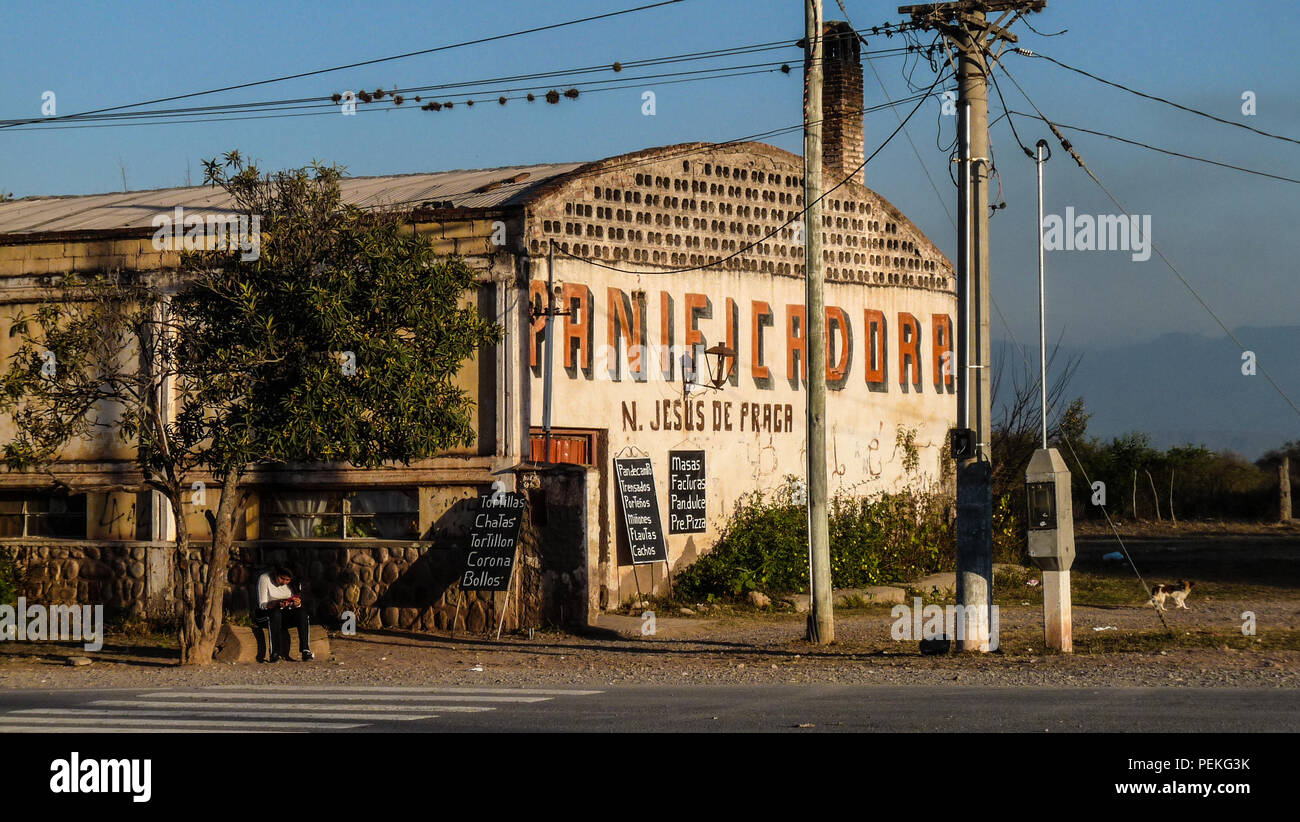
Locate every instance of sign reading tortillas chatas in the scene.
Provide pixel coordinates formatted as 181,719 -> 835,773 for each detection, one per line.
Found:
460,491 -> 526,591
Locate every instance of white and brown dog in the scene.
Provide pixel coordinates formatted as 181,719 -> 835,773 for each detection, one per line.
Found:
1148,580 -> 1195,611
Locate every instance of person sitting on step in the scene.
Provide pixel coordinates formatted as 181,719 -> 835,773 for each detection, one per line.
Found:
255,565 -> 314,662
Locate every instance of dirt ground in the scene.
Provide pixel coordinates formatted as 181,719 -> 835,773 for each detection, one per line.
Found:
1,531 -> 1298,691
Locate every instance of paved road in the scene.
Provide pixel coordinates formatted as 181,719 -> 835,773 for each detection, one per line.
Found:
0,684 -> 1297,732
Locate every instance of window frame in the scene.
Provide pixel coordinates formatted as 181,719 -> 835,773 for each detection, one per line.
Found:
259,488 -> 420,541
0,492 -> 88,539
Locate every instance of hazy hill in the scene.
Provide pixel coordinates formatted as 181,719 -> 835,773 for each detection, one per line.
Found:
995,326 -> 1300,460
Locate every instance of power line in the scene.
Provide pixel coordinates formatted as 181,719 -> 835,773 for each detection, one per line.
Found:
848,3 -> 1029,397
0,0 -> 688,130
3,68 -> 797,132
1019,17 -> 1067,38
0,42 -> 812,126
827,16 -> 1165,617
5,62 -> 806,130
1003,112 -> 1300,186
850,4 -> 1045,428
834,3 -> 1035,441
991,300 -> 1164,617
356,91 -> 936,214
551,70 -> 949,274
1014,48 -> 1300,148
4,44 -> 926,131
7,7 -> 936,133
833,0 -> 954,226
987,56 -> 1032,158
13,92 -> 929,213
996,59 -> 1300,426
961,45 -> 1172,619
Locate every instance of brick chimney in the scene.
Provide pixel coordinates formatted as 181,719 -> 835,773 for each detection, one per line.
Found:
821,21 -> 864,186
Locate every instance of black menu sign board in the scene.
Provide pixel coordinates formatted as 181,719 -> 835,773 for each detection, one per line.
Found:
460,491 -> 526,591
614,457 -> 668,565
668,450 -> 706,533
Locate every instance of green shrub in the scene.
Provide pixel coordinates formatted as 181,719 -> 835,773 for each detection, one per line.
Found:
993,491 -> 1026,565
0,547 -> 22,606
676,477 -> 955,601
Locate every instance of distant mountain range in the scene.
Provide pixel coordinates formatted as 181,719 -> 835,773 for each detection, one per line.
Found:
994,326 -> 1300,460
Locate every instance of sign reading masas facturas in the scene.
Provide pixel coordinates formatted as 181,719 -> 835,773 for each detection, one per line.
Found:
460,491 -> 526,591
614,457 -> 668,565
668,450 -> 706,533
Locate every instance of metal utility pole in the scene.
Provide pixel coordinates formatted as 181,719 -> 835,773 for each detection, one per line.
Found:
803,0 -> 834,644
1027,136 -> 1073,653
542,240 -> 556,463
1037,139 -> 1049,449
900,0 -> 1045,652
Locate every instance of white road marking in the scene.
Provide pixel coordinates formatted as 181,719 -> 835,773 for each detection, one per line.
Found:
139,691 -> 551,703
92,700 -> 492,713
18,708 -> 438,722
0,683 -> 596,733
0,726 -> 281,733
0,716 -> 362,730
202,685 -> 604,696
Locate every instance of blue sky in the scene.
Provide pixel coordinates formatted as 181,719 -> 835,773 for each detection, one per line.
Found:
3,0 -> 1298,366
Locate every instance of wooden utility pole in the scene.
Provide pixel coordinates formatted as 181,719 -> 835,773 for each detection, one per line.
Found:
900,0 -> 1045,651
803,0 -> 834,644
1281,455 -> 1293,522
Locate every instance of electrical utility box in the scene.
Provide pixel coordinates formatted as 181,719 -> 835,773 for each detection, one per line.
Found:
1025,447 -> 1075,571
949,427 -> 976,461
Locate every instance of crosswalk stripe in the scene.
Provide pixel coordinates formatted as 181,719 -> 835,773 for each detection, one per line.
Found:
139,691 -> 551,703
202,685 -> 604,696
18,708 -> 438,722
92,700 -> 493,713
0,682 -> 597,734
0,726 -> 282,734
3,716 -> 363,730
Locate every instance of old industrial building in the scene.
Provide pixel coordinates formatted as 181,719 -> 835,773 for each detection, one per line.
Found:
0,23 -> 956,633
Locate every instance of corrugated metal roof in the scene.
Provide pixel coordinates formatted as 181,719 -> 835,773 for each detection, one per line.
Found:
0,161 -> 584,236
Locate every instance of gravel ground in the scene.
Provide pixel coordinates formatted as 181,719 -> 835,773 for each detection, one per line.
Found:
1,604 -> 1296,692
6,526 -> 1295,694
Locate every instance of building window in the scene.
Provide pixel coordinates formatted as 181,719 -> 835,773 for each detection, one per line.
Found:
0,492 -> 87,538
261,489 -> 419,540
528,428 -> 597,466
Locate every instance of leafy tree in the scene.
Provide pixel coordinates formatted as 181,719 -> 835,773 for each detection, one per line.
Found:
1257,441 -> 1300,476
0,152 -> 499,663
1101,432 -> 1158,518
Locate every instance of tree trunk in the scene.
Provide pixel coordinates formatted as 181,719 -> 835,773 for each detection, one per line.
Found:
178,465 -> 242,665
173,493 -> 199,664
1132,469 -> 1138,520
1168,468 -> 1176,524
1146,469 -> 1161,521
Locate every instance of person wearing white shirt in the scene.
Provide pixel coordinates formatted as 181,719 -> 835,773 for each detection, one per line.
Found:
256,566 -> 314,662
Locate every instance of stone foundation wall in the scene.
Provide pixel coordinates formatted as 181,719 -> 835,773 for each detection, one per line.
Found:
223,543 -> 508,633
6,467 -> 598,634
6,542 -> 151,618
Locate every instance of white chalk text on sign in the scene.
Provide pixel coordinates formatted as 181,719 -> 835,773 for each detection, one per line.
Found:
460,491 -> 526,591
614,456 -> 668,564
668,450 -> 706,534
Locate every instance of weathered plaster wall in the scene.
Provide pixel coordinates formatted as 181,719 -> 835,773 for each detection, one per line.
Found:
522,145 -> 957,601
